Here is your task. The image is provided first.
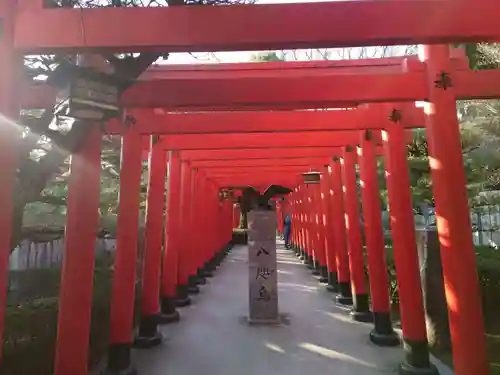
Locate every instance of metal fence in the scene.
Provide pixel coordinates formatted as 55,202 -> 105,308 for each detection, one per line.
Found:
9,237 -> 116,271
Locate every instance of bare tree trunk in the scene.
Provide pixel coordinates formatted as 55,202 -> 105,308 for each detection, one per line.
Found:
10,51 -> 160,253
417,229 -> 452,352
239,211 -> 248,229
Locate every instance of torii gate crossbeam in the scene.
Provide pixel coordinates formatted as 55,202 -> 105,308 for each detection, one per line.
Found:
13,0 -> 500,53
23,69 -> 500,110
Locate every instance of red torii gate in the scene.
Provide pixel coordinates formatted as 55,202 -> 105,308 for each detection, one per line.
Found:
22,58 -> 500,111
1,2 -> 499,375
11,0 -> 500,52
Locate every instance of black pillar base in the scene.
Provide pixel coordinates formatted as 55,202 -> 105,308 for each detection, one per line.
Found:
159,297 -> 181,324
306,254 -> 314,268
175,284 -> 192,307
203,264 -> 215,275
218,250 -> 226,262
176,295 -> 192,307
197,268 -> 209,283
133,333 -> 162,349
350,293 -> 373,322
157,310 -> 180,324
196,276 -> 207,285
203,270 -> 214,278
133,331 -> 162,349
399,338 -> 439,375
188,275 -> 201,293
133,315 -> 162,349
212,257 -> 221,267
187,285 -> 200,294
202,262 -> 214,277
102,343 -> 137,375
319,266 -> 329,283
311,260 -> 321,276
336,281 -> 353,305
369,312 -> 400,347
326,272 -> 338,292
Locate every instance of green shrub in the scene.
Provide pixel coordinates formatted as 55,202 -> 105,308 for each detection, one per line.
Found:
1,260 -> 114,375
385,245 -> 500,326
7,268 -> 62,304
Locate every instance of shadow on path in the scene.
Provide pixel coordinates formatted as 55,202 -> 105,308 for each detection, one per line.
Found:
134,242 -> 404,375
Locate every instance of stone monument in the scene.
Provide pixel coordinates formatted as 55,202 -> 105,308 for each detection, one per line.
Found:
248,209 -> 279,324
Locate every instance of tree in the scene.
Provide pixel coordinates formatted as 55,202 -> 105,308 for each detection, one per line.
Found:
13,0 -> 254,252
406,44 -> 500,209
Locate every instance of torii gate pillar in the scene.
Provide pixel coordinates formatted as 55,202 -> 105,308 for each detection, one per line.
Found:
421,45 -> 489,375
341,147 -> 372,322
383,112 -> 436,375
135,136 -> 167,348
331,158 -> 353,305
0,0 -> 21,356
106,128 -> 143,375
160,151 -> 182,321
357,130 -> 399,347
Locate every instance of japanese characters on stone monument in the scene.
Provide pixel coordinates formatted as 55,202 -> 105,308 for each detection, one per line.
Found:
248,209 -> 279,324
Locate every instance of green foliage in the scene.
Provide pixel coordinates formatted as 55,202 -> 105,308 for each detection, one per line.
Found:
7,268 -> 62,304
1,259 -> 113,375
393,44 -> 500,208
250,52 -> 283,62
403,100 -> 500,207
384,244 -> 500,327
384,242 -> 500,372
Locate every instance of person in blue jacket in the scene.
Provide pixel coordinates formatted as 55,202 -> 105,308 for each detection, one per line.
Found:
283,214 -> 292,249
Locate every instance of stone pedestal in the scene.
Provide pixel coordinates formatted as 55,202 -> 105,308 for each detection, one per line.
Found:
248,209 -> 279,324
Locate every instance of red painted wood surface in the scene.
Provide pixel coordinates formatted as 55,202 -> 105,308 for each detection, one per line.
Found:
14,0 -> 500,53
341,148 -> 367,296
54,127 -> 101,375
0,0 -> 20,360
140,137 -> 166,317
357,131 -> 391,314
23,69 -> 500,111
423,45 -> 489,375
159,131 -> 372,151
191,158 -> 330,168
162,151 -> 182,297
104,107 -> 425,135
109,128 -> 144,344
382,117 -> 427,342
330,160 -> 350,284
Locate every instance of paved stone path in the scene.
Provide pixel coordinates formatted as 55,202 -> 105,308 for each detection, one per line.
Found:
134,243 -> 406,375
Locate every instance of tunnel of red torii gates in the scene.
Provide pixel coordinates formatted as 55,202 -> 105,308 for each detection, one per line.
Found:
2,1 -> 500,375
